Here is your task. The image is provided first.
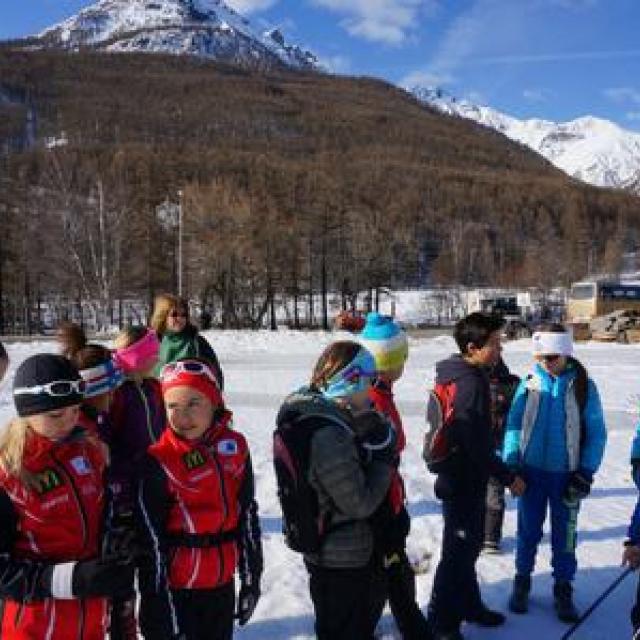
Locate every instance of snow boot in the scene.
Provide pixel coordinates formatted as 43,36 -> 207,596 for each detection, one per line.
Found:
508,574 -> 531,614
554,581 -> 580,623
466,606 -> 506,627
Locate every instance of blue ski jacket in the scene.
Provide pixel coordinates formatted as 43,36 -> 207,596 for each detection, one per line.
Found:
503,362 -> 606,475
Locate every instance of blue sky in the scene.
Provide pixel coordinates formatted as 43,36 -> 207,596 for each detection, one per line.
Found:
2,0 -> 640,130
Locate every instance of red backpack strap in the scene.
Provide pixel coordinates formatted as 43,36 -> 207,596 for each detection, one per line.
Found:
434,382 -> 455,424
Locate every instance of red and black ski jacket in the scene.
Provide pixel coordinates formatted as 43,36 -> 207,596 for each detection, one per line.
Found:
369,379 -> 405,515
0,427 -> 109,640
434,355 -> 514,495
136,413 -> 262,638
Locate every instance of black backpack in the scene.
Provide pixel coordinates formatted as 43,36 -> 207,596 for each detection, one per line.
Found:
273,414 -> 331,554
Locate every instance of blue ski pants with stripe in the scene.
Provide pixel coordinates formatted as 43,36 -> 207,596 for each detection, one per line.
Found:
515,466 -> 580,582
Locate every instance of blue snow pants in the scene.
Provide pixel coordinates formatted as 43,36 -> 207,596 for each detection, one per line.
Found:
516,466 -> 580,582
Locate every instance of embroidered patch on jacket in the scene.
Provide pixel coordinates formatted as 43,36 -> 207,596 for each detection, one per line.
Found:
183,449 -> 206,470
70,456 -> 92,476
35,468 -> 63,494
217,439 -> 238,455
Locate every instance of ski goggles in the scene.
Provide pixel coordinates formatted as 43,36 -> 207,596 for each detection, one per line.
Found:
13,379 -> 86,398
80,360 -> 124,398
160,359 -> 220,387
322,348 -> 377,399
160,359 -> 222,407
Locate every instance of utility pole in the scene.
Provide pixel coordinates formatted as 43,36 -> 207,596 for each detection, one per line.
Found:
177,189 -> 184,297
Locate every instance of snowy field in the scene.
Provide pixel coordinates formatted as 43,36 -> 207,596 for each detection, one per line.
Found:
1,332 -> 639,640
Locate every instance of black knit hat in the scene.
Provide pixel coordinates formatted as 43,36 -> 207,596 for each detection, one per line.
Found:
13,354 -> 84,417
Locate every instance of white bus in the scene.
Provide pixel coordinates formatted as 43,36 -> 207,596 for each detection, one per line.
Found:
566,280 -> 640,323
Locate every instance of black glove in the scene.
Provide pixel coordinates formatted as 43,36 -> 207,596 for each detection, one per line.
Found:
236,581 -> 260,626
102,517 -> 138,563
352,410 -> 397,465
72,558 -> 135,599
563,470 -> 593,505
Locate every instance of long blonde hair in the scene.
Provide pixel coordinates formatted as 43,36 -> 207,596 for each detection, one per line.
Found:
0,417 -> 36,486
150,293 -> 188,337
0,416 -> 106,487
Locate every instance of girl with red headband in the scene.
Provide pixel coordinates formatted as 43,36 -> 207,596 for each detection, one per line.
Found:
136,357 -> 263,640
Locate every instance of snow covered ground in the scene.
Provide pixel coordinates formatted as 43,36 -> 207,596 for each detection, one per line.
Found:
1,331 -> 638,639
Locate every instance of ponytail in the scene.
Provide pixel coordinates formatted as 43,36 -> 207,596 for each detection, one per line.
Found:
0,417 -> 33,486
569,356 -> 589,411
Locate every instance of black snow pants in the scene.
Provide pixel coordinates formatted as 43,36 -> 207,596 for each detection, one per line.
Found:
306,560 -> 374,640
428,487 -> 486,634
368,549 -> 431,639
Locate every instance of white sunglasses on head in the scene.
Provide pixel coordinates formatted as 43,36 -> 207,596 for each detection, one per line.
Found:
13,379 -> 86,398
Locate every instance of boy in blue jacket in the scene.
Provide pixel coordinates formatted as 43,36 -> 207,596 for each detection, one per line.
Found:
503,324 -> 607,623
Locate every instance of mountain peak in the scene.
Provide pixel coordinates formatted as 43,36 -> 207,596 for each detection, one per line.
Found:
413,86 -> 640,192
34,0 -> 318,70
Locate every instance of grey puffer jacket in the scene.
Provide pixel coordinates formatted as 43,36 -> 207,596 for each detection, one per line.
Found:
277,389 -> 394,568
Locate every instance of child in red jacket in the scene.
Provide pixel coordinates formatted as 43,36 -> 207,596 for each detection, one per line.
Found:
0,354 -> 133,640
136,358 -> 263,640
360,312 -> 431,639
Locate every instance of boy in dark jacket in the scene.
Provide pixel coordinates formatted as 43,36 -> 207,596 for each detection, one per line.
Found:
427,313 -> 525,640
483,358 -> 520,553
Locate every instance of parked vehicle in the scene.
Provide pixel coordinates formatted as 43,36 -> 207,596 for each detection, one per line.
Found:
589,309 -> 640,343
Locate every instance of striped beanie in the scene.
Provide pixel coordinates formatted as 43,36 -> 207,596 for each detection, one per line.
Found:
359,312 -> 408,373
80,359 -> 124,398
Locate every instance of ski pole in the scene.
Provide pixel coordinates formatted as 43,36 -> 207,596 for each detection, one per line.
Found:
560,567 -> 634,640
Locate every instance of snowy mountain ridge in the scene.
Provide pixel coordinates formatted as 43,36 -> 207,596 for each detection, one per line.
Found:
413,87 -> 640,193
35,0 -> 317,70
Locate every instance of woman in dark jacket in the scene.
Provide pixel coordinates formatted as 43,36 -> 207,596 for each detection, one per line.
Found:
150,294 -> 223,388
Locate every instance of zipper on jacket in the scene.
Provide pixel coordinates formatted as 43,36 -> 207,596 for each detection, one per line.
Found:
203,444 -> 230,585
135,382 -> 157,445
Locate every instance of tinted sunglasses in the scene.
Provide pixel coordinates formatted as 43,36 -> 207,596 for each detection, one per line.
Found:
542,354 -> 561,363
13,379 -> 86,398
169,310 -> 188,319
160,360 -> 219,387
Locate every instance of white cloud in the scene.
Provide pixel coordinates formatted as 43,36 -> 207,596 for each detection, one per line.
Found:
605,87 -> 640,105
310,0 -> 437,45
475,50 -> 640,65
401,0 -> 533,90
401,0 -> 639,93
225,0 -> 279,14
